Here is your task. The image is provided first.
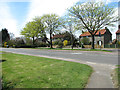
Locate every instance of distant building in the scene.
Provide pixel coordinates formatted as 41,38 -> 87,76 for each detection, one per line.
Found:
116,25 -> 120,42
52,34 -> 65,41
79,27 -> 112,47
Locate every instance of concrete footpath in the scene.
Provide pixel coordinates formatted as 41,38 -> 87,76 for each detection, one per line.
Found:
2,51 -> 117,88
86,63 -> 115,88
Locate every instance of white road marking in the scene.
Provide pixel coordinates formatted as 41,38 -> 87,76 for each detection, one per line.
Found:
96,71 -> 100,74
86,61 -> 97,65
71,53 -> 82,54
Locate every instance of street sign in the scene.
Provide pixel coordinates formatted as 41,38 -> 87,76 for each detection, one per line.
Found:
94,41 -> 96,44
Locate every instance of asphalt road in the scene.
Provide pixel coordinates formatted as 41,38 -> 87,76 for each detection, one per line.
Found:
1,48 -> 118,65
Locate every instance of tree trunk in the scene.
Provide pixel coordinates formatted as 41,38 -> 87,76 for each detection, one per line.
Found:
33,37 -> 35,45
50,29 -> 53,48
71,33 -> 74,49
71,35 -> 73,49
91,35 -> 95,49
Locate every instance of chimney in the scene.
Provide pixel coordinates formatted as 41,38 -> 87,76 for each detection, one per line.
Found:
118,25 -> 120,30
105,27 -> 108,30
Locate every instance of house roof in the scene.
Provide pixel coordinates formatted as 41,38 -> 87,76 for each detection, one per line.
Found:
116,29 -> 120,34
80,29 -> 106,37
52,34 -> 65,39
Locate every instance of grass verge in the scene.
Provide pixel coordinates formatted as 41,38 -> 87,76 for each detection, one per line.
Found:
111,65 -> 120,88
2,52 -> 93,88
19,47 -> 112,52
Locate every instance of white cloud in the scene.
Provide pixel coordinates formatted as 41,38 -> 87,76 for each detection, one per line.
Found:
22,0 -> 80,38
0,2 -> 19,37
25,0 -> 79,22
108,7 -> 118,40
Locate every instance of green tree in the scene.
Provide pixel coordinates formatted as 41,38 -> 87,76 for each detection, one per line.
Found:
68,1 -> 119,49
1,28 -> 10,43
24,37 -> 33,45
41,14 -> 63,48
63,31 -> 72,42
62,15 -> 78,49
21,19 -> 45,45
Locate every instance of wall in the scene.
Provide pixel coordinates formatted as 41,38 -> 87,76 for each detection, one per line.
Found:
104,30 -> 112,45
116,33 -> 120,42
80,35 -> 104,45
84,45 -> 104,48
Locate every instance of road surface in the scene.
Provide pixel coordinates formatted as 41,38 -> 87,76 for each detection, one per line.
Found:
1,48 -> 118,65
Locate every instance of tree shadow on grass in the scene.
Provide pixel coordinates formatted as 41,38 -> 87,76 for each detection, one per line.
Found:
0,60 -> 6,63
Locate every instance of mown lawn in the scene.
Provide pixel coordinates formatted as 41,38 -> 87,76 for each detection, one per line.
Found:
1,52 -> 93,88
111,65 -> 120,88
116,65 -> 120,87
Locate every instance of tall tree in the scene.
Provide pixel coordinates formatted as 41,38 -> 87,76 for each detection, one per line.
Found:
1,28 -> 10,43
41,14 -> 63,48
21,19 -> 45,45
68,1 -> 119,49
62,16 -> 76,49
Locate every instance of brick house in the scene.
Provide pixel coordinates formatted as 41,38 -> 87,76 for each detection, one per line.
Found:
116,25 -> 120,42
79,27 -> 112,48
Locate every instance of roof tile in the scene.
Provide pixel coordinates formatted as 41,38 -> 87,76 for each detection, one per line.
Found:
116,29 -> 120,34
52,34 -> 65,39
80,29 -> 106,37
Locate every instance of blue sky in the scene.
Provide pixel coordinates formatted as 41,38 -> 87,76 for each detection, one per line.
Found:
8,2 -> 30,25
0,0 -> 119,39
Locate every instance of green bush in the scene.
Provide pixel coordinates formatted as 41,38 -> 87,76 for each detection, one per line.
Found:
53,40 -> 59,45
117,41 -> 120,45
14,45 -> 36,48
7,40 -> 16,47
7,38 -> 25,47
81,37 -> 90,45
57,41 -> 63,48
37,42 -> 49,47
63,40 -> 68,46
